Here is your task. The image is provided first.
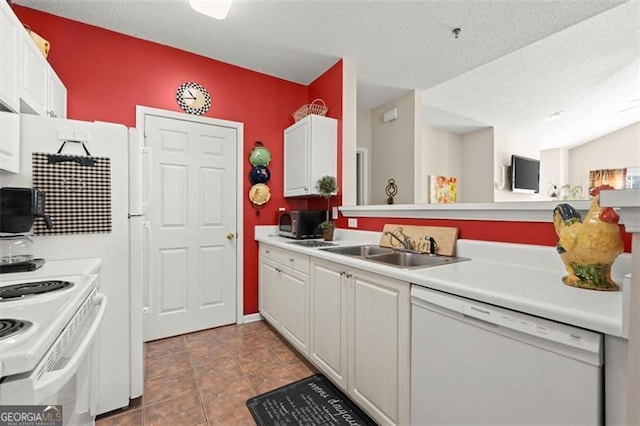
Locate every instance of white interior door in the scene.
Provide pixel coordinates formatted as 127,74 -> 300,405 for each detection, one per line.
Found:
142,113 -> 238,341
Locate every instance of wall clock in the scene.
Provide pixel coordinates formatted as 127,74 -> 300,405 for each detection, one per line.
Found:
176,82 -> 211,115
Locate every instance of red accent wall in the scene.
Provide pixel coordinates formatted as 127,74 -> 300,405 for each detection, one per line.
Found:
13,7 -> 631,318
11,5 -> 324,315
347,217 -> 632,253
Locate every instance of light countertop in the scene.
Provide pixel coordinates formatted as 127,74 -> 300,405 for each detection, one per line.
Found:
1,258 -> 103,281
255,227 -> 631,337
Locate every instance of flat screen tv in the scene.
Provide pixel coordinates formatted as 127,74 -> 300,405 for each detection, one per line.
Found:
510,155 -> 540,194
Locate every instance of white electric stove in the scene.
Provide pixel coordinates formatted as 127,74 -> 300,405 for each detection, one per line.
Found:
0,265 -> 107,425
0,274 -> 98,376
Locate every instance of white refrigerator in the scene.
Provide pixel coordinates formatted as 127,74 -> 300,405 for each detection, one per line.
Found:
1,114 -> 143,414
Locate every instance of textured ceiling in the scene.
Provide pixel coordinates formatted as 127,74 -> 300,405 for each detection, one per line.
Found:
422,0 -> 640,150
13,0 -> 639,149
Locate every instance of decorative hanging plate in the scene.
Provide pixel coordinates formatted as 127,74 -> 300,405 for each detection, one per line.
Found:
249,166 -> 271,185
249,183 -> 271,206
249,142 -> 271,167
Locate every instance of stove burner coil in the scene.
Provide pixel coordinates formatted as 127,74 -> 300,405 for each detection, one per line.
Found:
0,280 -> 73,300
0,319 -> 31,340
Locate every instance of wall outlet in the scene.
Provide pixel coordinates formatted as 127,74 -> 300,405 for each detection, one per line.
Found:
332,206 -> 339,219
348,218 -> 358,228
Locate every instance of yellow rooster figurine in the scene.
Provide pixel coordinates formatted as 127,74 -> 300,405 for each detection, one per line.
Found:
553,184 -> 623,291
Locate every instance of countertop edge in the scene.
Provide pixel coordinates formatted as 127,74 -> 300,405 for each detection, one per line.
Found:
255,234 -> 624,337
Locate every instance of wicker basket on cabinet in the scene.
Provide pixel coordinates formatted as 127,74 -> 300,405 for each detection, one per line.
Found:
292,99 -> 328,122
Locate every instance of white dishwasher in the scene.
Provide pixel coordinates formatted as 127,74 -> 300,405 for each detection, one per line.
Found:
411,285 -> 603,425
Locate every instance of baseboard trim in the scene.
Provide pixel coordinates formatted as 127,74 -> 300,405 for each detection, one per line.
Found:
243,313 -> 263,324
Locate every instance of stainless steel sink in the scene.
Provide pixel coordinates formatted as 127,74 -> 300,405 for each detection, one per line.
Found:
321,244 -> 394,257
320,244 -> 469,269
366,252 -> 467,269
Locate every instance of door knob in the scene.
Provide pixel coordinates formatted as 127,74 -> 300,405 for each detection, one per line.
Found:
226,232 -> 235,240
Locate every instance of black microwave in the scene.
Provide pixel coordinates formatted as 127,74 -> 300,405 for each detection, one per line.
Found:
278,210 -> 326,239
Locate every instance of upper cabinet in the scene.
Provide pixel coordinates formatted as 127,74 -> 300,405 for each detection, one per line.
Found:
20,30 -> 67,118
0,2 -> 68,173
47,69 -> 67,119
0,1 -> 67,118
0,112 -> 20,173
284,114 -> 337,197
0,0 -> 21,112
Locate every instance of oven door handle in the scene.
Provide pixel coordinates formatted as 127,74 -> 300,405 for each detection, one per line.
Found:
33,293 -> 108,402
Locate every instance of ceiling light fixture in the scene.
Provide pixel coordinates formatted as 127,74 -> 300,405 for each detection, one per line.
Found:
189,0 -> 233,20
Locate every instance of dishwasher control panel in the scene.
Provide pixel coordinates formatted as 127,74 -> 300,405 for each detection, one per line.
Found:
462,301 -> 601,353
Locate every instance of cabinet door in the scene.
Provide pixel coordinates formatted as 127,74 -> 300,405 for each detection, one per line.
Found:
48,71 -> 67,118
348,269 -> 410,426
20,35 -> 48,116
279,267 -> 309,356
259,259 -> 280,327
283,119 -> 310,196
0,1 -> 20,112
0,112 -> 20,173
309,259 -> 348,391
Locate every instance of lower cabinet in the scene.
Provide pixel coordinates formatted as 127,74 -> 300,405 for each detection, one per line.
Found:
258,245 -> 410,426
259,259 -> 280,326
310,258 -> 410,426
259,244 -> 309,356
309,259 -> 348,389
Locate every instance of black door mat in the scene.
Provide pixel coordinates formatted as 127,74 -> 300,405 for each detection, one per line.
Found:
246,373 -> 378,426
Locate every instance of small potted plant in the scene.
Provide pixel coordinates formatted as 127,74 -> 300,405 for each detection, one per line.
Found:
316,175 -> 338,241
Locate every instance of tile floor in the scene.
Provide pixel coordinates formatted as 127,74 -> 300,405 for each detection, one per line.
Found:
96,321 -> 317,426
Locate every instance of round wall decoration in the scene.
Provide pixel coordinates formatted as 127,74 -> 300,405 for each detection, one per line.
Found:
249,142 -> 271,167
249,166 -> 271,185
176,82 -> 211,115
249,183 -> 271,206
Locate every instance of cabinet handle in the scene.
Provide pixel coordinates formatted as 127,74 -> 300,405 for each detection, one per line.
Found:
266,250 -> 270,254
345,273 -> 352,279
289,258 -> 294,262
340,271 -> 345,276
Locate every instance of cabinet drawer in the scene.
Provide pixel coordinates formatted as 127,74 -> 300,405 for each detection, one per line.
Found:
259,244 -> 309,274
282,250 -> 309,275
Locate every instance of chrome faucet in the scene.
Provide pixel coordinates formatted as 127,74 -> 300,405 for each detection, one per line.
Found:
424,236 -> 438,255
385,230 -> 412,250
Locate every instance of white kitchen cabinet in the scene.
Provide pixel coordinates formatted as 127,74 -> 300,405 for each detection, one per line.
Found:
48,71 -> 67,119
20,32 -> 48,116
283,114 -> 337,197
279,266 -> 309,353
259,244 -> 310,355
259,259 -> 281,326
309,258 -> 349,390
348,268 -> 410,426
0,112 -> 20,173
19,28 -> 67,118
0,0 -> 21,112
309,258 -> 410,426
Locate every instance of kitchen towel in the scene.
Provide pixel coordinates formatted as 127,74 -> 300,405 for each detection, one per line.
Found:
32,152 -> 112,235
